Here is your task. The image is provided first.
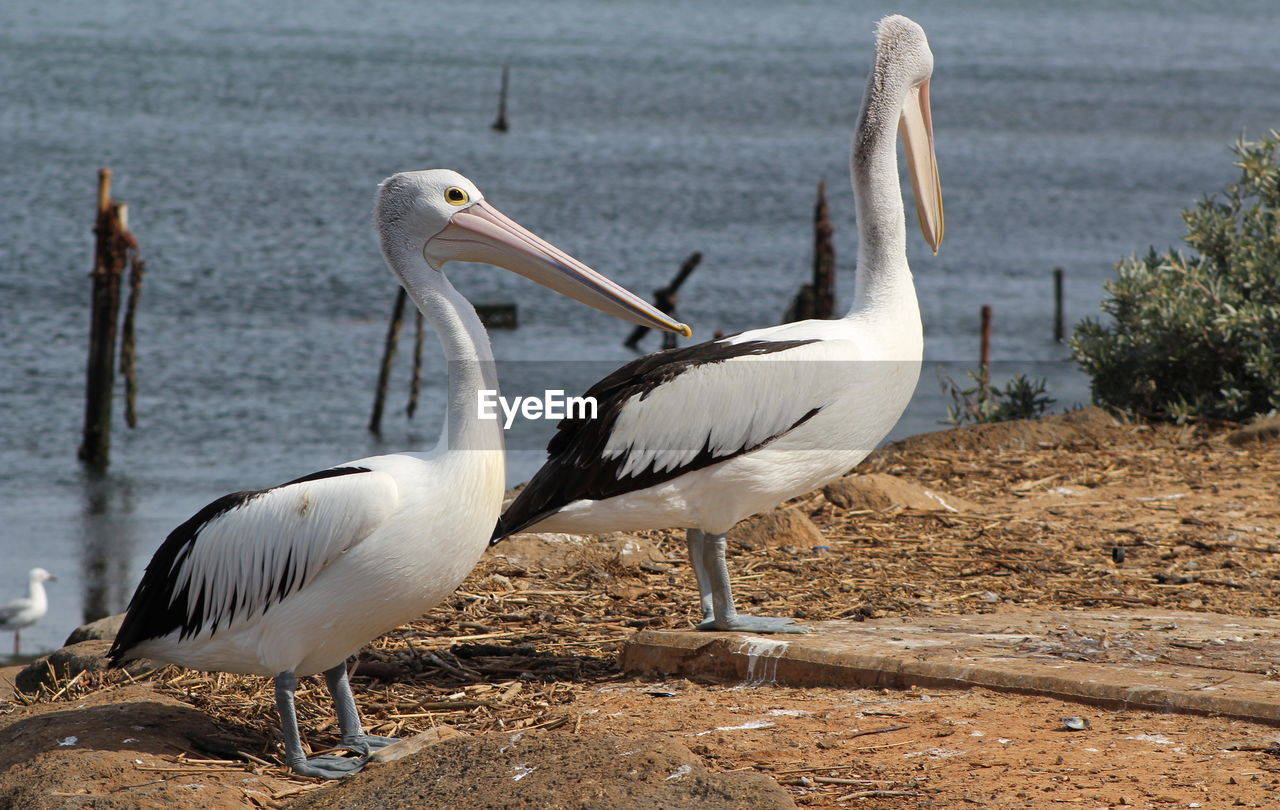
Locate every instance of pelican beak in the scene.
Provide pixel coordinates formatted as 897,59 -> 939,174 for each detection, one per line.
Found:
899,78 -> 945,254
425,201 -> 692,337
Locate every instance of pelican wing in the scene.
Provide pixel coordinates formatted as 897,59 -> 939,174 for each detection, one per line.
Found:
494,337 -> 832,540
110,466 -> 398,660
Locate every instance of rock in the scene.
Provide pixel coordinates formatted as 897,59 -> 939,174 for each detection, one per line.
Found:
1229,415 -> 1280,445
491,532 -> 663,570
864,406 -> 1122,468
731,508 -> 826,549
490,532 -> 589,568
824,472 -> 977,513
63,613 -> 125,646
368,726 -> 469,764
600,533 -> 666,566
291,730 -> 795,810
14,640 -> 112,694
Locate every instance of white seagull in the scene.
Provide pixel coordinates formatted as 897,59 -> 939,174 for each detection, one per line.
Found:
492,15 -> 944,634
107,170 -> 688,778
1,567 -> 57,657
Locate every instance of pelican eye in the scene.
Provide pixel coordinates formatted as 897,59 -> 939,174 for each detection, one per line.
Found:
444,186 -> 469,206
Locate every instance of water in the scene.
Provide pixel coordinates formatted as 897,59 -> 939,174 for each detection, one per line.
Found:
2,0 -> 1278,658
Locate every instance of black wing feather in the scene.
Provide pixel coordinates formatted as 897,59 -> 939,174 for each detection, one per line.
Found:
107,466 -> 371,665
492,339 -> 820,542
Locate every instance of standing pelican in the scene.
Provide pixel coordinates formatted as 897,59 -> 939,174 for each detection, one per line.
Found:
107,170 -> 688,778
493,15 -> 943,634
1,567 -> 57,657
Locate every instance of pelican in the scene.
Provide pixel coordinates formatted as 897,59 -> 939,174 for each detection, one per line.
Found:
107,170 -> 688,778
1,567 -> 56,657
492,15 -> 943,634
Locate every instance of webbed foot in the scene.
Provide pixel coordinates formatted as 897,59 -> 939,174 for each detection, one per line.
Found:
289,753 -> 368,779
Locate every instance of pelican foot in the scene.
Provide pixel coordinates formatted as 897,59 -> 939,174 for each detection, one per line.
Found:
290,753 -> 368,779
342,733 -> 399,755
697,615 -> 812,634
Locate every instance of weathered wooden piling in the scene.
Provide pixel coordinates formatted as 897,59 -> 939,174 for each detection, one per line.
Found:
785,181 -> 837,322
406,310 -> 424,420
979,304 -> 993,389
492,65 -> 510,132
79,169 -> 139,468
624,251 -> 702,351
369,287 -> 408,435
120,253 -> 146,428
1053,267 -> 1065,343
811,181 -> 836,318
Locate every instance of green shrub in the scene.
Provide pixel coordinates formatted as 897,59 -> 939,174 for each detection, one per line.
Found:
939,370 -> 1055,426
1071,132 -> 1280,422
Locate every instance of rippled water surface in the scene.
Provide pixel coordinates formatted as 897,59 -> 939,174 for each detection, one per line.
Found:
2,0 -> 1278,655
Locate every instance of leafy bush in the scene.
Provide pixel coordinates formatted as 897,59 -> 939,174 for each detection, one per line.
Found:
1071,132 -> 1280,422
939,370 -> 1055,426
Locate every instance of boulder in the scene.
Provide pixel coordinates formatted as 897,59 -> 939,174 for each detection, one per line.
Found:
63,613 -> 125,646
1229,415 -> 1280,445
14,640 -> 112,694
824,472 -> 977,513
731,508 -> 826,549
490,532 -> 664,570
290,730 -> 795,810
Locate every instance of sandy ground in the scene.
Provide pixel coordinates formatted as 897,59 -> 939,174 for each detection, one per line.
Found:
2,408 -> 1279,808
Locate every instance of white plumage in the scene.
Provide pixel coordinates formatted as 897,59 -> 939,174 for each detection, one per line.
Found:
494,15 -> 944,635
108,169 -> 685,778
1,567 -> 56,657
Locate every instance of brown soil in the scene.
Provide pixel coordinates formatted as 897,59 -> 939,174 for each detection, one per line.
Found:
2,408 -> 1279,809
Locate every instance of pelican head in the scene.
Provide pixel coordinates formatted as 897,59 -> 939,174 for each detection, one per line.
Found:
873,15 -> 944,253
376,169 -> 691,336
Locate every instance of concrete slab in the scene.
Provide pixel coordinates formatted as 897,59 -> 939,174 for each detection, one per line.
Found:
620,609 -> 1280,725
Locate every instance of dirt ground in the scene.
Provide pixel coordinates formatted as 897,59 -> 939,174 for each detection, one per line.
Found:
3,407 -> 1280,808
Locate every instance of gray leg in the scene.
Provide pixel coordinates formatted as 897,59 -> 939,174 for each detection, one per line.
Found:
696,532 -> 810,634
274,670 -> 364,779
323,663 -> 398,754
685,528 -> 715,624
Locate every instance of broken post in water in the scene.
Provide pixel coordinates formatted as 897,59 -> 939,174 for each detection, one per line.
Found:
492,65 -> 510,132
624,251 -> 702,351
79,168 -> 141,469
369,287 -> 408,435
406,310 -> 424,420
120,252 -> 146,428
1053,267 -> 1065,343
979,304 -> 993,390
785,181 -> 836,321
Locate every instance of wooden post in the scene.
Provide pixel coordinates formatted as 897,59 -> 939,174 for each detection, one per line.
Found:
492,65 -> 510,132
406,309 -> 424,419
1053,267 -> 1065,343
979,304 -> 992,391
79,170 -> 132,468
120,252 -> 146,428
811,181 -> 836,319
624,251 -> 701,351
369,287 -> 408,435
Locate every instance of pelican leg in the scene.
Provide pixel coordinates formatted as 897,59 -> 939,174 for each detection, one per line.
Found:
695,533 -> 810,634
12,631 -> 18,658
685,528 -> 715,624
274,670 -> 364,779
323,663 -> 398,755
